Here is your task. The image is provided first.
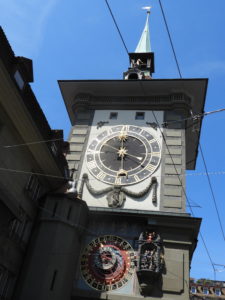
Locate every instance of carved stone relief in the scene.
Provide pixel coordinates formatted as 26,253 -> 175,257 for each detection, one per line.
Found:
78,173 -> 158,208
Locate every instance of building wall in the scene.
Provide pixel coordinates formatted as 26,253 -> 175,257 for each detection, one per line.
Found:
0,26 -> 68,299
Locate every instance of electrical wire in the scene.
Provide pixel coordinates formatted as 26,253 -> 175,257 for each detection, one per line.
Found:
3,138 -> 64,148
162,108 -> 225,127
157,0 -> 221,277
158,0 -> 182,78
198,144 -> 225,241
2,108 -> 224,149
103,0 -> 217,278
0,167 -> 70,180
104,0 -> 129,55
2,165 -> 225,182
156,0 -> 218,277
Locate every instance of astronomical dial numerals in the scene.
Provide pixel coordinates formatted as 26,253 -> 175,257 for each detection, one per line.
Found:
86,125 -> 161,185
80,235 -> 136,291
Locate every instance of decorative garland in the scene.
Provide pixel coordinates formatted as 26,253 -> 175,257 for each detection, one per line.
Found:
78,173 -> 158,207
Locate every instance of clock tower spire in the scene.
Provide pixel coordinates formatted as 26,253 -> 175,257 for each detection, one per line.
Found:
124,7 -> 155,80
135,7 -> 151,53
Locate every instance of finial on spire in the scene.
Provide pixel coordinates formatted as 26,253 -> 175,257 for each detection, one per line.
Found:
135,7 -> 152,53
142,6 -> 151,14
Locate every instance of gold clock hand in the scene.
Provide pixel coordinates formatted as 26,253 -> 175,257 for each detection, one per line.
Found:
118,125 -> 128,142
103,143 -> 119,152
125,152 -> 143,161
104,143 -> 143,161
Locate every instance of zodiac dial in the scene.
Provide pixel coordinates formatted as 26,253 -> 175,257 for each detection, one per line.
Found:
86,125 -> 161,185
80,235 -> 136,291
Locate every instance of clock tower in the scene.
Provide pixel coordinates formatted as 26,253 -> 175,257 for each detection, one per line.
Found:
59,9 -> 207,300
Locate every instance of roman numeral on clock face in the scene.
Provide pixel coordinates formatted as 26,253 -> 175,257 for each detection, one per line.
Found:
115,177 -> 122,185
134,175 -> 139,182
146,164 -> 155,172
87,161 -> 97,169
151,152 -> 160,156
150,138 -> 156,143
97,171 -> 106,180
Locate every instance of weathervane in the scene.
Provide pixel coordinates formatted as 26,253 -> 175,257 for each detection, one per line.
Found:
142,6 -> 151,14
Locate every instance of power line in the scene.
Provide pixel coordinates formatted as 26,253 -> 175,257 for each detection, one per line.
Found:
104,0 -> 129,55
2,108 -> 225,149
162,108 -> 225,127
3,138 -> 63,148
198,143 -> 225,241
157,0 -> 221,276
2,165 -> 225,182
158,0 -> 182,78
158,0 -> 225,243
0,167 -> 70,181
136,71 -> 217,276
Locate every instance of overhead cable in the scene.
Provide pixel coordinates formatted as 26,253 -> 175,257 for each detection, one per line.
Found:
157,0 -> 220,276
199,143 -> 225,241
2,108 -> 225,149
158,0 -> 182,78
104,0 -> 129,55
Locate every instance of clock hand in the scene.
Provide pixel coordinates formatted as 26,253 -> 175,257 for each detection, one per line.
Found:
125,152 -> 144,161
121,135 -> 124,169
103,143 -> 119,152
118,125 -> 128,142
125,155 -> 145,168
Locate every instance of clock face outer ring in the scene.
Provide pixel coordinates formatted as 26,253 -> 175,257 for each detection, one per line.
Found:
86,125 -> 161,186
80,235 -> 136,291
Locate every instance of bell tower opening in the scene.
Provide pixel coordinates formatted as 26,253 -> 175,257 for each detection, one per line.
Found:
128,72 -> 139,80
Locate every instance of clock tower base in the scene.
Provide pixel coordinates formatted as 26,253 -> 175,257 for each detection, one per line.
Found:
72,208 -> 201,300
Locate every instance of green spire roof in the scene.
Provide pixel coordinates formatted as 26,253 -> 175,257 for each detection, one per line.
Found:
135,9 -> 151,53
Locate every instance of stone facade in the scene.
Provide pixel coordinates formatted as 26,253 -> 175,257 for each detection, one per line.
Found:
59,66 -> 207,299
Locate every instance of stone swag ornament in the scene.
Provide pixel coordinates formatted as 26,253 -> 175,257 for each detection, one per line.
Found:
136,230 -> 165,295
78,173 -> 158,208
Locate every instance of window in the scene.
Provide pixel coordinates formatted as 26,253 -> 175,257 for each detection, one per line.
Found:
203,287 -> 209,295
215,288 -> 221,296
8,213 -> 27,242
50,270 -> 58,291
52,202 -> 58,217
67,206 -> 72,220
51,142 -> 58,156
135,112 -> 145,120
0,267 -> 10,298
110,112 -> 118,120
191,286 -> 196,294
14,70 -> 24,90
25,175 -> 41,202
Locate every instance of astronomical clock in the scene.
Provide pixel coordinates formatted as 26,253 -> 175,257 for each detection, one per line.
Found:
80,235 -> 136,291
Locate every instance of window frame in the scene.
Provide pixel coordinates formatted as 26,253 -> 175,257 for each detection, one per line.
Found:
135,112 -> 145,120
109,112 -> 118,120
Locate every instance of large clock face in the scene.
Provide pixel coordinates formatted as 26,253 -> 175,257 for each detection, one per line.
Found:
80,235 -> 135,291
86,125 -> 161,185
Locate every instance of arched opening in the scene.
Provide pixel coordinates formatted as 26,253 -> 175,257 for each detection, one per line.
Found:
128,72 -> 138,80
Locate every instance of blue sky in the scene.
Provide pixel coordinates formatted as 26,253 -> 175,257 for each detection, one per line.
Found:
1,0 -> 225,280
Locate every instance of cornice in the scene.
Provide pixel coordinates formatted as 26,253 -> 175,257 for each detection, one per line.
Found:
72,93 -> 192,113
